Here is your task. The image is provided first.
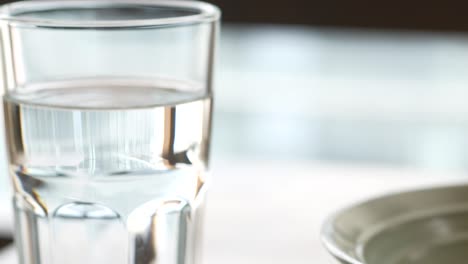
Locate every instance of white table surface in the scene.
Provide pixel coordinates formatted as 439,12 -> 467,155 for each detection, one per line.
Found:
1,159 -> 465,264
204,159 -> 467,264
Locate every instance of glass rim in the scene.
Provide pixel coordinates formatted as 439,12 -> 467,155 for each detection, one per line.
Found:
0,0 -> 220,29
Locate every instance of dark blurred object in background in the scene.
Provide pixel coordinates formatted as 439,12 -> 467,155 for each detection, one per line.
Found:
1,0 -> 466,31
208,0 -> 468,31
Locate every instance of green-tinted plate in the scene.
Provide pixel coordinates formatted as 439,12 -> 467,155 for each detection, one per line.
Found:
321,185 -> 468,264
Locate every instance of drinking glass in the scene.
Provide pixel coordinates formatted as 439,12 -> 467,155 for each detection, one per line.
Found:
0,1 -> 220,263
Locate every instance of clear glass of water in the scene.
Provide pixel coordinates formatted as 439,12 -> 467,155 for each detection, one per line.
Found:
0,1 -> 220,263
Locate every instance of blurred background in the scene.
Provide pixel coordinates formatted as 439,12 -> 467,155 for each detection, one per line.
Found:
3,0 -> 468,263
209,0 -> 468,167
201,1 -> 468,263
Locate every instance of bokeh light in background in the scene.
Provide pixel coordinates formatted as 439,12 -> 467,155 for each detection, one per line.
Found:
213,25 -> 468,171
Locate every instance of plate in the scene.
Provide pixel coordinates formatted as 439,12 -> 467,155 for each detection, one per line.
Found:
321,184 -> 468,264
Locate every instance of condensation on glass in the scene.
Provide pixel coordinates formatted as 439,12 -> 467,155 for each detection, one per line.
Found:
0,1 -> 220,264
